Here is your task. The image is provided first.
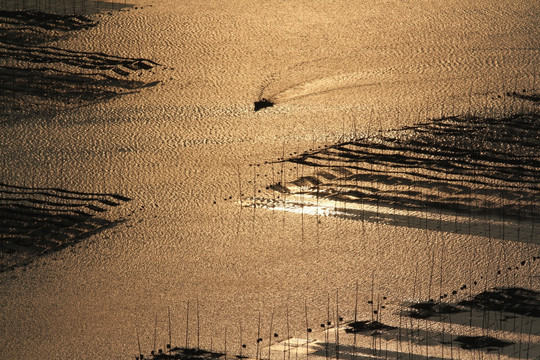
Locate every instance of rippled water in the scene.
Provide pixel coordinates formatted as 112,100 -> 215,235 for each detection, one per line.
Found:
0,1 -> 539,359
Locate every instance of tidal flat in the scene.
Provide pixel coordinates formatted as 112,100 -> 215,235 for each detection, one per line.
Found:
0,1 -> 538,359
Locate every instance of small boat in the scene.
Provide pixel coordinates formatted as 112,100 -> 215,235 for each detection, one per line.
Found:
254,98 -> 274,111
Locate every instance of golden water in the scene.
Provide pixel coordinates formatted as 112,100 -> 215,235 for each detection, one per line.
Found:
0,0 -> 538,359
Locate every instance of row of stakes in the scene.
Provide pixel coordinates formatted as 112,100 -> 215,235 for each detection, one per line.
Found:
135,250 -> 539,359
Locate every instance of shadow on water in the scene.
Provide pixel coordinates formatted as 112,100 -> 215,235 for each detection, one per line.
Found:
402,287 -> 540,321
458,287 -> 540,318
287,295 -> 538,359
135,282 -> 540,359
0,6 -> 160,112
138,311 -> 539,360
280,312 -> 534,359
249,112 -> 540,244
510,91 -> 540,104
0,182 -> 131,273
0,0 -> 133,16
